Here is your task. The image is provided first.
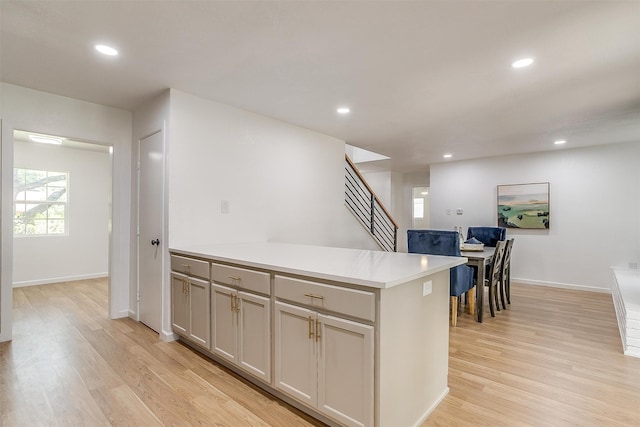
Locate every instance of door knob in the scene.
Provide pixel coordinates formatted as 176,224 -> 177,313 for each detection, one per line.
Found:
151,239 -> 160,246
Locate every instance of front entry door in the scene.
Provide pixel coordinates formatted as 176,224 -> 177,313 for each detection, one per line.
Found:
138,131 -> 163,333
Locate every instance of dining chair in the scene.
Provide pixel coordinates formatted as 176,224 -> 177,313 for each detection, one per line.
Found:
485,239 -> 507,317
407,229 -> 475,326
466,226 -> 507,247
500,239 -> 515,309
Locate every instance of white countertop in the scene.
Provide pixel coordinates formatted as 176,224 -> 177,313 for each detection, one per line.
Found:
169,242 -> 466,289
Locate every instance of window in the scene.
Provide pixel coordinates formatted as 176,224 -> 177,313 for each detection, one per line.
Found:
14,168 -> 68,236
413,198 -> 424,219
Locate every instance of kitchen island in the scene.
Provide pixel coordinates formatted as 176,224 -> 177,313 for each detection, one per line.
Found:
169,242 -> 466,427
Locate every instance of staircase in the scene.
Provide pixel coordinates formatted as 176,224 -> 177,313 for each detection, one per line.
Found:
344,155 -> 398,252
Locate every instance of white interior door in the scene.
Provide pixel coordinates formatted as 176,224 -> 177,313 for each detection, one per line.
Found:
138,131 -> 163,333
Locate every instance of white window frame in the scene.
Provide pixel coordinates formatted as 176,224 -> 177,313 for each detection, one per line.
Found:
13,168 -> 69,237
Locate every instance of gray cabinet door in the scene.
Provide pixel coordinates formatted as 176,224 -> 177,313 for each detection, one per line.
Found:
188,276 -> 210,349
171,273 -> 188,336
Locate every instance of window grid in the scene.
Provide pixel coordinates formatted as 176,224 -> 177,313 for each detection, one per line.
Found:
14,168 -> 68,236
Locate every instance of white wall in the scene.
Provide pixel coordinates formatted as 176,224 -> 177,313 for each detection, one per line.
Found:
162,89 -> 379,338
13,141 -> 110,286
168,89 -> 380,250
0,83 -> 132,342
430,142 -> 640,291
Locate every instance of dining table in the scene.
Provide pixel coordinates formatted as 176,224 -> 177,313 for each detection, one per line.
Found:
460,246 -> 496,322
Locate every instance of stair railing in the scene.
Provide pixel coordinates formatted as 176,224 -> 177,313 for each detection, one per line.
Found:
344,155 -> 398,252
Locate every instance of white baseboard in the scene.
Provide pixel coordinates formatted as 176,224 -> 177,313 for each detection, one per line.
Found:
513,277 -> 609,293
161,330 -> 178,342
413,387 -> 449,427
624,347 -> 640,358
12,272 -> 109,288
111,309 -> 129,319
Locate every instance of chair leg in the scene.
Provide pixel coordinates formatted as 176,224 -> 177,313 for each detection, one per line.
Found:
488,284 -> 496,317
450,296 -> 458,327
494,282 -> 501,312
506,271 -> 511,304
499,277 -> 507,310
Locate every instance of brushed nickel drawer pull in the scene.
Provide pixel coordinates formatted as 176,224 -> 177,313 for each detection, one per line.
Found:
308,316 -> 314,339
315,319 -> 321,342
228,276 -> 241,281
304,293 -> 324,300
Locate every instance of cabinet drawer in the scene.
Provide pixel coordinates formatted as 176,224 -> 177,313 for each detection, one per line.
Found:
211,263 -> 271,296
274,276 -> 375,322
171,255 -> 210,279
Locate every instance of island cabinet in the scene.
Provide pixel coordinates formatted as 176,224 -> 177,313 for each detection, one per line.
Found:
169,243 -> 465,427
210,263 -> 271,383
170,255 -> 210,349
274,276 -> 374,427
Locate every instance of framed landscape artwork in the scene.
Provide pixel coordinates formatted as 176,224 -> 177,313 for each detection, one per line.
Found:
497,182 -> 550,229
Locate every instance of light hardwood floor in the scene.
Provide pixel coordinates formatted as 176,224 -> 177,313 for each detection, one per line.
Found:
1,279 -> 639,426
425,284 -> 640,426
1,279 -> 322,427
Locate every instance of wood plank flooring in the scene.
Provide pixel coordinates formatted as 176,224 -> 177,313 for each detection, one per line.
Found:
2,279 -> 639,426
424,284 -> 640,427
1,279 -> 322,427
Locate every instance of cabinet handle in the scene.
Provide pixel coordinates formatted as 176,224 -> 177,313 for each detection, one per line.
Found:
228,275 -> 241,282
304,293 -> 325,300
308,316 -> 314,340
181,264 -> 191,272
315,319 -> 321,342
229,294 -> 240,312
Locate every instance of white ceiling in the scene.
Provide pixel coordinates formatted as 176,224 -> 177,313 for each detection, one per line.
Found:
2,1 -> 639,173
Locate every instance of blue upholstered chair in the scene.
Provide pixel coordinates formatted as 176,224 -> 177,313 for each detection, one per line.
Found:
466,226 -> 507,247
407,229 -> 475,326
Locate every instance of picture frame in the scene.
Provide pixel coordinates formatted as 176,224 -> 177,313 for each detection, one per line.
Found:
497,182 -> 549,229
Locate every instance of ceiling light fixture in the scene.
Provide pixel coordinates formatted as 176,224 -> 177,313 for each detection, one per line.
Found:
443,154 -> 452,159
511,58 -> 534,68
554,139 -> 567,145
421,191 -> 429,195
95,44 -> 118,56
337,107 -> 351,114
29,134 -> 63,145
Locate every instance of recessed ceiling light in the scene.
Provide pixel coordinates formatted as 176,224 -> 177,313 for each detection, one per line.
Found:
95,44 -> 118,56
421,191 -> 429,195
511,58 -> 534,68
554,139 -> 567,145
337,107 -> 351,114
29,134 -> 63,145
443,154 -> 452,159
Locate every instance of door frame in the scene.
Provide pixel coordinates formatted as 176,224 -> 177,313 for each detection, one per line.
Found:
0,122 -> 116,342
135,127 -> 172,340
